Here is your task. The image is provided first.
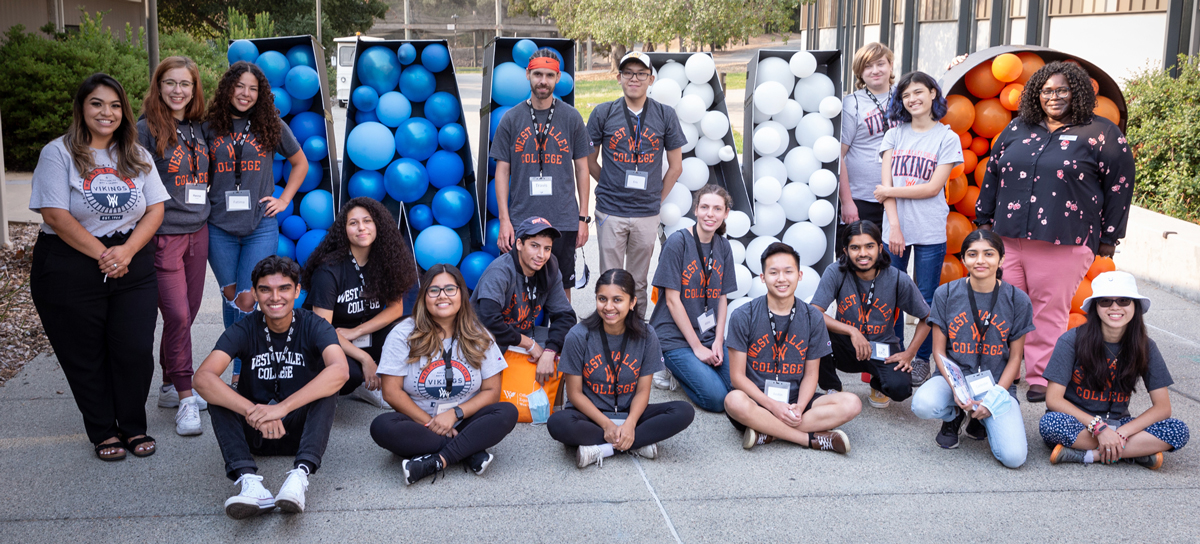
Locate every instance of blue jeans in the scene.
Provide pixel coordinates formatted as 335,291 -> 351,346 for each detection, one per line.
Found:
663,346 -> 732,413
911,377 -> 1028,468
889,243 -> 944,361
209,218 -> 278,375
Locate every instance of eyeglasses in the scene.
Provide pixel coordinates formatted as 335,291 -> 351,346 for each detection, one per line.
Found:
1039,88 -> 1071,99
161,79 -> 194,90
1095,297 -> 1133,308
619,71 -> 651,82
427,284 -> 459,298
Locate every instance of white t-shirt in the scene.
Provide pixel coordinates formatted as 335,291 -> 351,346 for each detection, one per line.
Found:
879,123 -> 963,245
377,318 -> 507,417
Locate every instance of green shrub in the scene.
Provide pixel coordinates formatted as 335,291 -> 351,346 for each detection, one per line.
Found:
159,32 -> 226,101
1125,55 -> 1200,224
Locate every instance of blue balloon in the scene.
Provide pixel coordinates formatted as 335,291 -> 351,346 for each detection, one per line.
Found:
289,112 -> 325,145
352,86 -> 379,112
294,289 -> 308,308
383,158 -> 429,203
347,122 -> 395,170
296,229 -> 327,267
277,236 -> 296,260
489,105 -> 512,141
281,162 -> 293,186
299,189 -> 335,230
285,66 -> 321,100
281,215 -> 309,241
397,43 -> 417,65
554,71 -> 574,97
299,160 -> 322,192
291,94 -> 314,115
355,109 -> 379,124
273,159 -> 284,183
399,65 -> 436,103
491,62 -> 532,107
432,186 -> 474,229
424,92 -> 460,128
488,157 -> 497,178
486,179 -> 499,216
460,251 -> 496,290
286,44 -> 317,69
376,91 -> 412,127
228,40 -> 259,65
414,225 -> 463,269
426,150 -> 465,189
348,169 -> 386,201
256,51 -> 290,88
357,45 -> 402,95
273,184 -> 294,220
512,39 -> 538,68
271,88 -> 291,117
395,118 -> 438,161
421,43 -> 451,72
408,204 -> 433,230
438,123 -> 467,152
548,48 -> 565,68
483,218 -> 501,256
303,136 -> 328,161
275,152 -> 285,160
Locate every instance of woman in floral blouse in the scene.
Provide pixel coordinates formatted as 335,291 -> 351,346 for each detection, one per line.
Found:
975,61 -> 1134,403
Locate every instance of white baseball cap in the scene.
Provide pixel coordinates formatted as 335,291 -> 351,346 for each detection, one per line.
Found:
619,51 -> 653,71
1081,271 -> 1151,313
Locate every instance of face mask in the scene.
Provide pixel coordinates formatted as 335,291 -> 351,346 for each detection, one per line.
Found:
527,387 -> 550,425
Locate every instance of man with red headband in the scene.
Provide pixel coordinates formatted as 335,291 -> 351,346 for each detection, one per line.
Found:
492,48 -> 593,301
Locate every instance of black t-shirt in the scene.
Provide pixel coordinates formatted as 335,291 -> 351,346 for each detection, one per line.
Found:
214,309 -> 340,404
306,255 -> 384,329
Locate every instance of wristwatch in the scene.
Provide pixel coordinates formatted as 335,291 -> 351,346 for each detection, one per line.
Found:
453,406 -> 465,421
579,215 -> 592,224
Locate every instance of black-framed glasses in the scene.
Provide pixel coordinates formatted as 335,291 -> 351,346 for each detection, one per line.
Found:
1039,88 -> 1071,99
1096,297 -> 1133,308
620,71 -> 651,81
427,284 -> 459,298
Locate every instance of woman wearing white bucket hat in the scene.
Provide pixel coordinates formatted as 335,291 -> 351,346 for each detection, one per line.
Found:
1039,271 -> 1189,469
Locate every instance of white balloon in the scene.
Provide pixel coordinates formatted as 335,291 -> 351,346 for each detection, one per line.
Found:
753,102 -> 773,124
754,81 -> 789,116
683,82 -> 715,109
756,57 -> 795,93
790,51 -> 818,78
745,236 -> 780,275
660,203 -> 682,226
784,146 -> 821,184
772,99 -> 804,129
795,112 -> 834,148
651,78 -> 682,107
782,221 -> 827,267
679,157 -> 710,190
729,264 -> 753,299
657,61 -> 690,91
728,238 -> 746,264
675,94 -> 707,124
754,121 -> 789,158
754,156 -> 788,183
700,111 -> 730,140
750,202 -> 786,237
752,124 -> 781,156
664,217 -> 695,238
664,182 -> 693,212
695,137 -> 724,166
748,277 -> 768,298
813,135 -> 841,163
797,265 -> 821,302
718,145 -> 736,162
725,295 -> 753,335
808,199 -> 836,227
794,72 -> 835,112
819,96 -> 843,119
754,176 -> 782,204
808,168 -> 838,197
685,53 -> 716,84
725,210 -> 751,238
779,182 -> 817,222
680,122 -> 699,153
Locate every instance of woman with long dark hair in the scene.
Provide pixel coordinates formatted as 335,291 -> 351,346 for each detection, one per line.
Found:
137,56 -> 212,435
1040,272 -> 1188,469
29,73 -> 169,461
303,197 -> 418,408
551,269 -> 695,468
206,61 -> 308,385
370,265 -> 518,484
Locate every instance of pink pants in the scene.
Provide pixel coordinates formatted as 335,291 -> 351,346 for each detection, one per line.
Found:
154,225 -> 209,392
1000,236 -> 1093,387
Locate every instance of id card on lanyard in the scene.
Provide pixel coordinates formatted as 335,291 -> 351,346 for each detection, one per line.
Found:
690,226 -> 716,333
764,303 -> 799,402
226,120 -> 253,212
598,330 -> 630,414
528,99 -> 555,196
178,122 -> 208,205
966,279 -> 1000,372
622,104 -> 647,190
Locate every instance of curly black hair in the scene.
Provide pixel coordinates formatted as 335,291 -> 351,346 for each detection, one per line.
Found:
301,197 -> 418,305
206,61 -> 283,151
1017,61 -> 1096,127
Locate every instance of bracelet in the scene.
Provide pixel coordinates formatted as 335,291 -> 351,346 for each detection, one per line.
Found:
1086,415 -> 1102,433
1091,422 -> 1109,438
1115,430 -> 1128,441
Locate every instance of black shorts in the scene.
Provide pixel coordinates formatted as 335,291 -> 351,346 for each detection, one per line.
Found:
552,230 -> 578,288
727,391 -> 824,432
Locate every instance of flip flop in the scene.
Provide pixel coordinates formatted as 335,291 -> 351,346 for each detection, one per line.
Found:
124,435 -> 157,458
94,440 -> 127,462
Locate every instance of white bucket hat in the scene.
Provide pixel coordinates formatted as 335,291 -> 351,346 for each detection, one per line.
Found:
1080,271 -> 1151,314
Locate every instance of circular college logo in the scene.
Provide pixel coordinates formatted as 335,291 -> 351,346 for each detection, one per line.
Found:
417,358 -> 473,399
82,167 -> 140,215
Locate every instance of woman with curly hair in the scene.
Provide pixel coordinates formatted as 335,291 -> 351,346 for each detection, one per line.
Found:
974,61 -> 1135,403
206,61 -> 308,385
302,197 -> 418,407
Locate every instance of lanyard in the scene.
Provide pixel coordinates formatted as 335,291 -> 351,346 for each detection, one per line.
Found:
176,121 -> 200,185
350,251 -> 367,291
439,336 -> 458,395
232,119 -> 253,191
621,104 -> 642,172
598,330 -> 631,413
766,302 -> 798,380
522,275 -> 539,311
1102,344 -> 1121,418
263,314 -> 294,398
966,279 -> 1000,369
689,226 -> 714,311
865,87 -> 891,118
527,99 -> 555,177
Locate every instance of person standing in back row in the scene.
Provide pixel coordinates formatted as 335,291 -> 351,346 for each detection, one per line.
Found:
492,48 -> 593,301
838,42 -> 900,231
587,51 -> 686,319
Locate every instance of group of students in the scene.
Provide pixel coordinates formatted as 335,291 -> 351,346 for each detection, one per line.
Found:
26,42 -> 1188,520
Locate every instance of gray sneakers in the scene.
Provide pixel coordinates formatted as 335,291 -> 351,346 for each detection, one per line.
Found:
1049,444 -> 1087,464
159,384 -> 208,410
910,358 -> 931,386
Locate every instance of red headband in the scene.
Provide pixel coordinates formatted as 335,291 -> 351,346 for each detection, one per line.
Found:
527,57 -> 560,73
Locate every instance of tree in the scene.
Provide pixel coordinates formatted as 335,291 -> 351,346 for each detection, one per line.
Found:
158,0 -> 386,52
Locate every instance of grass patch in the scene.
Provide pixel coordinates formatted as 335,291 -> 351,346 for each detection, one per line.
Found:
573,79 -> 622,121
732,129 -> 743,154
456,67 -> 482,74
724,72 -> 746,91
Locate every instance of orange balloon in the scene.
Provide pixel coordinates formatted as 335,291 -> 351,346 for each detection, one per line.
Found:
955,185 -> 980,218
940,254 -> 965,285
946,212 -> 973,255
991,53 -> 1023,83
1094,95 -> 1120,125
1071,279 -> 1093,314
992,131 -> 1001,149
998,83 -> 1023,111
949,163 -> 965,180
1068,313 -> 1087,330
970,136 -> 990,157
959,260 -> 968,278
1016,52 -> 1045,84
966,61 -> 1005,98
959,131 -> 972,149
943,94 -> 976,134
1090,78 -> 1099,96
651,287 -> 658,305
1086,256 -> 1117,280
973,98 -> 1012,138
975,156 -> 989,185
962,149 -> 978,175
945,175 -> 967,205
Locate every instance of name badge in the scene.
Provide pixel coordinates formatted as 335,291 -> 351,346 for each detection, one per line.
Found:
186,184 -> 207,205
966,369 -> 996,399
1059,135 -> 1078,141
351,335 -> 372,348
609,418 -> 627,426
226,190 -> 251,211
697,309 -> 716,334
435,401 -> 460,416
764,379 -> 791,404
625,170 -> 647,190
871,342 -> 891,361
530,176 -> 553,196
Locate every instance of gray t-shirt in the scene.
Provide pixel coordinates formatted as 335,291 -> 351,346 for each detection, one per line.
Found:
136,118 -> 211,235
376,318 -> 508,418
649,228 -> 738,352
586,98 -> 686,218
929,279 -> 1035,377
558,323 -> 665,414
726,296 -> 832,404
841,88 -> 900,203
490,99 -> 592,231
1044,328 -> 1172,419
468,251 -> 574,352
29,137 -> 170,238
811,263 -> 929,345
879,123 -> 963,245
208,118 -> 302,236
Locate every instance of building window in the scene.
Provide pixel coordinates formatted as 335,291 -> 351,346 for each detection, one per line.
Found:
920,0 -> 958,21
1010,0 -> 1027,18
976,0 -> 993,18
1048,0 -> 1165,15
819,0 -> 837,28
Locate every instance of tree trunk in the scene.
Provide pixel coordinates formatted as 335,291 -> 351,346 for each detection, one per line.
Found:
609,43 -> 627,73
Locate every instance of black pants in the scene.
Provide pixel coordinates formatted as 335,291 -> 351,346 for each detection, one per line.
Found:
338,321 -> 397,395
208,393 -> 337,481
817,332 -> 911,402
370,402 -> 518,465
547,401 -> 695,450
837,199 -> 887,254
30,232 -> 158,445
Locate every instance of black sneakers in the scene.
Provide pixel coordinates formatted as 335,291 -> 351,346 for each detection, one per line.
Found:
936,409 -> 966,449
464,451 -> 494,476
402,454 -> 444,485
964,417 -> 987,440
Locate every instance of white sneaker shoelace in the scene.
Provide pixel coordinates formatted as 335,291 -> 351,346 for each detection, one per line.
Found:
814,434 -> 835,451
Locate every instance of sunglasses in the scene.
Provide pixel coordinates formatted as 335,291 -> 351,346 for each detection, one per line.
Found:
427,284 -> 459,298
1095,297 -> 1133,308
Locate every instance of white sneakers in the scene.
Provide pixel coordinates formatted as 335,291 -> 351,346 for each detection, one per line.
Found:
224,474 -> 275,519
274,468 -> 309,514
576,445 -> 605,468
652,370 -> 678,391
351,383 -> 388,409
175,395 -> 202,436
159,384 -> 208,410
632,443 -> 658,459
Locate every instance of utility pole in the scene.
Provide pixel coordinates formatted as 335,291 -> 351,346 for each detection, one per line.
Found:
147,0 -> 159,76
316,0 -> 322,43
